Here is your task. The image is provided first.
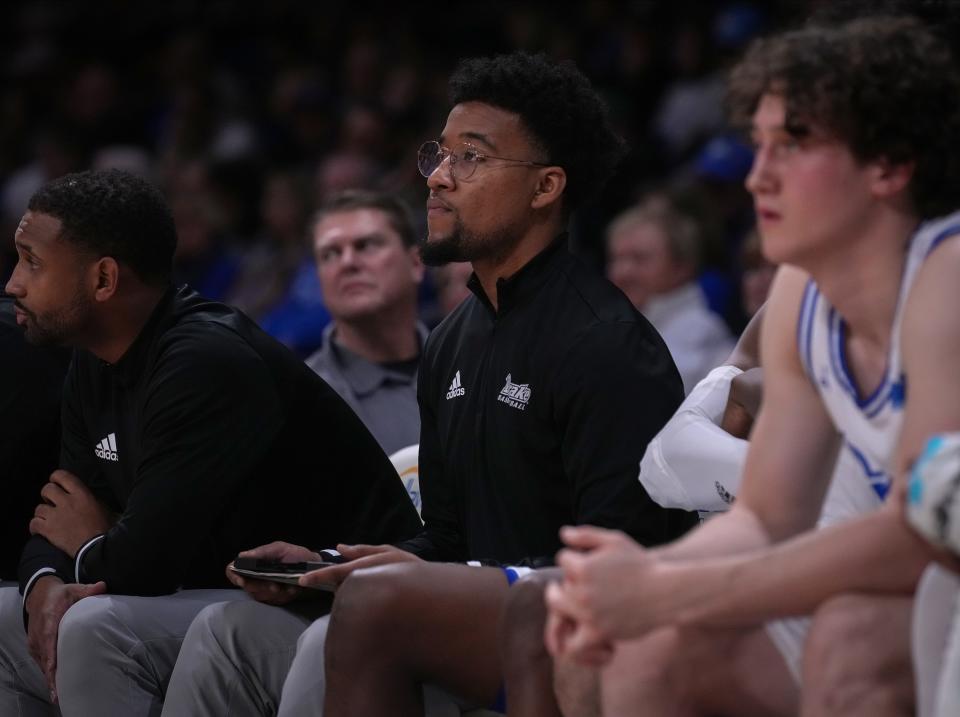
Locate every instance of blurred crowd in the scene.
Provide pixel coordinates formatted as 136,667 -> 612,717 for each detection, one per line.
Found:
0,0 -> 952,359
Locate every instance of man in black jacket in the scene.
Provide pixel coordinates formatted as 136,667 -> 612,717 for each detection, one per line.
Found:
162,52 -> 695,717
0,169 -> 421,716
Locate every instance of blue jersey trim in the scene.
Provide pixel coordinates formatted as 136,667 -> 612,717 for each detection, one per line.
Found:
797,281 -> 818,383
846,441 -> 891,500
828,311 -> 892,416
828,309 -> 856,397
925,224 -> 960,257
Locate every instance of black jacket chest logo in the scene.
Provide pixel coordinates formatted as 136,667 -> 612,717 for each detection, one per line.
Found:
497,373 -> 531,412
446,370 -> 466,400
94,432 -> 119,462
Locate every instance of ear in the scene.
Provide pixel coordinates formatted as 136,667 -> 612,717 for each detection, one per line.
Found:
531,167 -> 567,211
869,158 -> 914,201
91,257 -> 120,302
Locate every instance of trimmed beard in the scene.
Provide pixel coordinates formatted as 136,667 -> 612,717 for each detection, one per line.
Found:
19,285 -> 92,347
419,216 -> 523,268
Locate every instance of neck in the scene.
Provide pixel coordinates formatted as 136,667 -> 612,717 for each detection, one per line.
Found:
804,207 -> 919,347
473,217 -> 562,311
86,284 -> 168,364
333,301 -> 420,364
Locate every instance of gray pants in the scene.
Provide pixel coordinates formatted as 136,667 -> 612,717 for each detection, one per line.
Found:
163,597 -> 478,717
0,585 -> 243,717
162,597 -> 332,716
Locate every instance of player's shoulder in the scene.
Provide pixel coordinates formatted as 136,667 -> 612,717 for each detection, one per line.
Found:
903,228 -> 960,329
915,223 -> 960,280
759,265 -> 810,346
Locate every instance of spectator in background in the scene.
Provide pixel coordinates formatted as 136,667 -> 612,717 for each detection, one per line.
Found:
305,190 -> 426,456
252,151 -> 383,356
227,169 -> 314,319
739,228 -> 777,318
1,125 -> 86,247
169,189 -> 240,302
91,145 -> 155,180
607,196 -> 734,393
0,296 -> 69,583
229,168 -> 331,356
651,4 -> 765,162
691,133 -> 756,243
686,132 -> 758,323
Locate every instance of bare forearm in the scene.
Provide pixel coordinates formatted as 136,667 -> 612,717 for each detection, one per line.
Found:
677,507 -> 931,629
654,505 -> 773,562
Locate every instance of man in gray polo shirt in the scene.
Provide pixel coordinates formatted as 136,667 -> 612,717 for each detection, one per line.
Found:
305,190 -> 426,456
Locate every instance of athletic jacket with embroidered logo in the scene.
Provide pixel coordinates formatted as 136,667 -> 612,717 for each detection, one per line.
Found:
18,286 -> 422,600
397,238 -> 697,565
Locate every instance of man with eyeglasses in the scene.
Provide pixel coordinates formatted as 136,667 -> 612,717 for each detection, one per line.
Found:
162,51 -> 694,717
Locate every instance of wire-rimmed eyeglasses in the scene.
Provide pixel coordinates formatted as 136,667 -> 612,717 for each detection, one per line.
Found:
417,140 -> 549,181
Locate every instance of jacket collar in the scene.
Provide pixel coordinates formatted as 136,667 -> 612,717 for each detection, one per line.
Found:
467,234 -> 568,317
111,284 -> 179,385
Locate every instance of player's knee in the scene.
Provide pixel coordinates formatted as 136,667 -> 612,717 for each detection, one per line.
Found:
803,595 -> 910,713
295,613 -> 330,664
57,596 -> 114,688
608,627 -> 684,687
805,595 -> 884,682
597,629 -> 688,716
553,654 -> 600,717
187,600 -> 243,657
500,571 -> 554,664
327,563 -> 419,661
58,595 -> 111,656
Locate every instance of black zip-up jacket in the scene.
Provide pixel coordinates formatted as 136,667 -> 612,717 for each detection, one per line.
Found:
19,286 -> 421,598
397,239 -> 697,565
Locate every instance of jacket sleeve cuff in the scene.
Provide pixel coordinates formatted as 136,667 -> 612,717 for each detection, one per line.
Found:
74,534 -> 106,583
21,567 -> 58,627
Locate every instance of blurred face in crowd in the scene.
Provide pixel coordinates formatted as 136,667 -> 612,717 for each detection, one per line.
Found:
313,208 -> 423,323
421,101 -> 550,266
742,260 -> 777,317
5,211 -> 95,346
607,220 -> 690,310
739,231 -> 777,318
261,174 -> 306,242
745,93 -> 886,267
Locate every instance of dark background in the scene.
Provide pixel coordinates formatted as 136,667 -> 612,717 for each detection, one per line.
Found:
0,0 -> 956,342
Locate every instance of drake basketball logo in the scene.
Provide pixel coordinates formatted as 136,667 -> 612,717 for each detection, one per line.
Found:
498,374 -> 531,411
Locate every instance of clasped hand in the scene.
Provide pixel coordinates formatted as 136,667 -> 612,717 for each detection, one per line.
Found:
544,525 -> 668,666
30,470 -> 113,557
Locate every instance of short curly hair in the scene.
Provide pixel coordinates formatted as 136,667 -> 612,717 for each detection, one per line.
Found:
28,169 -> 177,285
448,52 -> 626,213
728,15 -> 960,219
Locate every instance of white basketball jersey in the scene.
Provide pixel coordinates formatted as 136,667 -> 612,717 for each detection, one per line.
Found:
796,211 -> 960,501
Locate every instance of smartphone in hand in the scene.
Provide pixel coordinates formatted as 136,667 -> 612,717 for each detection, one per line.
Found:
230,550 -> 343,589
